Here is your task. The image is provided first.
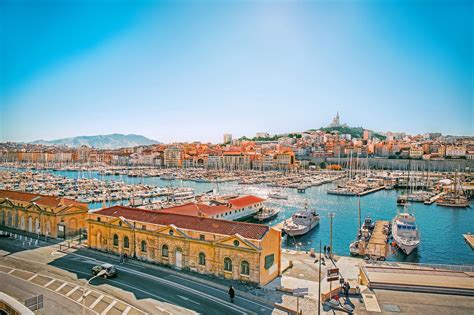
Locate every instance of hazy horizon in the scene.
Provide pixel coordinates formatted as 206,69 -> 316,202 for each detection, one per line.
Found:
1,0 -> 473,143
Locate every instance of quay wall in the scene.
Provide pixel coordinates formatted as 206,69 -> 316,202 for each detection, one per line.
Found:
324,157 -> 474,172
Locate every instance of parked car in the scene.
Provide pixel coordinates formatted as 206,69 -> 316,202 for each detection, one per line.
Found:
91,263 -> 117,278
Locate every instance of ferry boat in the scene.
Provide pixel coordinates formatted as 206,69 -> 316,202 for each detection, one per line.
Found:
253,207 -> 280,222
282,206 -> 320,236
391,212 -> 420,255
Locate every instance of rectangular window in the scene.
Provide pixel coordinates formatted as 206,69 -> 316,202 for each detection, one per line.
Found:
199,234 -> 205,240
142,225 -> 146,230
264,254 -> 274,269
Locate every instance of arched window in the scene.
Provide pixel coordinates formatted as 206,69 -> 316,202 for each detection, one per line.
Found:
224,257 -> 232,272
241,260 -> 250,275
162,244 -> 169,257
113,234 -> 119,246
198,252 -> 206,266
123,236 -> 130,248
141,240 -> 147,253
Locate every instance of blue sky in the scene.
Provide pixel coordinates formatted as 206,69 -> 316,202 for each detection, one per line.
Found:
1,0 -> 472,143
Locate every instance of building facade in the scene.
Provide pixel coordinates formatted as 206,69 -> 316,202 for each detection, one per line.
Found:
88,206 -> 281,285
0,190 -> 88,238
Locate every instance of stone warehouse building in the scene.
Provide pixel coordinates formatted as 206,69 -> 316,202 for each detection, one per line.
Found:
0,190 -> 88,238
88,206 -> 281,285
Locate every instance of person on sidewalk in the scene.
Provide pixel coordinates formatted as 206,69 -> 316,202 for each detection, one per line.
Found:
323,245 -> 327,257
228,285 -> 235,303
119,254 -> 124,264
124,253 -> 128,263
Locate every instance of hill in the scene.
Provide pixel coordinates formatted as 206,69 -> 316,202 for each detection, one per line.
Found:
30,134 -> 159,149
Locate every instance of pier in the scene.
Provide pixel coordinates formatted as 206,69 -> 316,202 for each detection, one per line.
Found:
366,220 -> 390,260
464,233 -> 474,249
424,192 -> 445,205
357,185 -> 385,196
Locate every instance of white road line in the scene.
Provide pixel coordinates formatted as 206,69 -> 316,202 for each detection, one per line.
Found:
89,294 -> 104,309
101,300 -> 117,315
122,306 -> 131,315
167,275 -> 273,311
66,285 -> 80,297
27,274 -> 38,281
44,279 -> 56,287
77,290 -> 91,302
154,305 -> 172,315
55,282 -> 68,292
178,295 -> 201,305
8,269 -> 15,274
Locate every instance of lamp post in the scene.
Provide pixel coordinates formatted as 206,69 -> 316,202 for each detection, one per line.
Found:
83,269 -> 106,315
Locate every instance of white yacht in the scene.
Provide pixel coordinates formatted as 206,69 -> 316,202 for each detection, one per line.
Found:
283,207 -> 320,236
254,207 -> 280,222
268,192 -> 288,200
392,212 -> 420,255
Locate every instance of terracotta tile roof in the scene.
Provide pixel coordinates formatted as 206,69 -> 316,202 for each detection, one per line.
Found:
93,206 -> 269,240
228,195 -> 265,209
0,190 -> 87,209
159,202 -> 230,217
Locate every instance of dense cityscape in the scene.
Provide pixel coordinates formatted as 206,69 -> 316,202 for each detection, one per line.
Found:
1,1 -> 473,314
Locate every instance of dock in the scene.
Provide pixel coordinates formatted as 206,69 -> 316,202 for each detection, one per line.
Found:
463,233 -> 474,249
357,186 -> 385,196
366,220 -> 390,259
424,192 -> 445,205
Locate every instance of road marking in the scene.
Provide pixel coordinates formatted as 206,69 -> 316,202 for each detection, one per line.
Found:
89,294 -> 104,309
44,279 -> 55,287
101,300 -> 117,315
77,290 -> 91,302
8,269 -> 15,274
27,274 -> 38,281
155,305 -> 172,315
66,285 -> 80,297
178,295 -> 201,305
167,275 -> 273,311
122,306 -> 131,315
56,282 -> 68,292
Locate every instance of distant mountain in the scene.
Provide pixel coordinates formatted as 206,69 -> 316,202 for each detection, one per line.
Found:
30,134 -> 160,149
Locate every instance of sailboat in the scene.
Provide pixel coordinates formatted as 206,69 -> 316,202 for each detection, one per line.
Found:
436,171 -> 470,208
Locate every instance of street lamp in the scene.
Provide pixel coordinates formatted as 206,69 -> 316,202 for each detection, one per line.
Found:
83,269 -> 106,315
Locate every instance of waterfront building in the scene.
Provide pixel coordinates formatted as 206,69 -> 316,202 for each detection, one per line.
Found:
256,132 -> 270,138
87,206 -> 281,285
409,146 -> 424,159
0,190 -> 88,238
445,145 -> 467,158
160,195 -> 265,221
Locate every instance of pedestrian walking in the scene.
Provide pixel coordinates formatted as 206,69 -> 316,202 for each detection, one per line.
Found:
327,246 -> 331,256
124,253 -> 128,263
228,285 -> 235,303
119,254 -> 123,264
323,245 -> 327,256
345,282 -> 351,299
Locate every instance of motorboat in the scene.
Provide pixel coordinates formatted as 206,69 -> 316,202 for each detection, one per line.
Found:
282,207 -> 320,236
392,212 -> 420,255
253,207 -> 280,222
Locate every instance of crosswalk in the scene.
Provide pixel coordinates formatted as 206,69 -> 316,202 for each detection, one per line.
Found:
0,264 -> 146,315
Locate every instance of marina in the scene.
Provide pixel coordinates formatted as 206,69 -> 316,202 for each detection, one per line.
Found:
0,165 -> 473,265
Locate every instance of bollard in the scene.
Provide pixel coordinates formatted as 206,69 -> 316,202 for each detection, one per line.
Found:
35,240 -> 38,246
19,235 -> 22,240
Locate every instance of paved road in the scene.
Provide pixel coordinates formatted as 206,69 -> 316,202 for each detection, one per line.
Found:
0,235 -> 273,315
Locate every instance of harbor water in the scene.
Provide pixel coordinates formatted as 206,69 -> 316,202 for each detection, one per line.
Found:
2,168 -> 474,265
